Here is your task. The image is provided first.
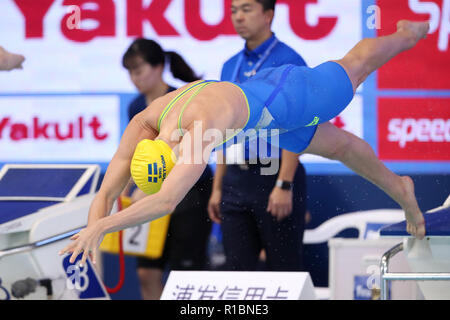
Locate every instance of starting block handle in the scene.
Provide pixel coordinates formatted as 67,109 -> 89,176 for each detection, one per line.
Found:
0,228 -> 81,260
380,241 -> 450,300
380,242 -> 404,300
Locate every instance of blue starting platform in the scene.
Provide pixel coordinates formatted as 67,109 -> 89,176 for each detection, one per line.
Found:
0,164 -> 110,300
379,197 -> 450,300
0,165 -> 98,227
380,207 -> 450,238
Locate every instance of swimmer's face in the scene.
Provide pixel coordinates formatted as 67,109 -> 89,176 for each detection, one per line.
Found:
127,55 -> 163,95
231,0 -> 274,41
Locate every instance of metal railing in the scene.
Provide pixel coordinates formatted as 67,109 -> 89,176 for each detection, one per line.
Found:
0,228 -> 82,260
380,242 -> 450,300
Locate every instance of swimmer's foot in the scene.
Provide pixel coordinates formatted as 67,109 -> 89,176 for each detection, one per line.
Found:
396,20 -> 430,47
398,176 -> 426,239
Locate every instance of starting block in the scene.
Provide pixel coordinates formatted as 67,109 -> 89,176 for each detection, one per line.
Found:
380,195 -> 450,300
0,164 -> 111,300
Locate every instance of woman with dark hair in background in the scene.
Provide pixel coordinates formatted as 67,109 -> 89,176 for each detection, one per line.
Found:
121,38 -> 212,300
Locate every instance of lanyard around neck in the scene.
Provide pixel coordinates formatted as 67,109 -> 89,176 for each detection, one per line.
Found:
231,37 -> 279,83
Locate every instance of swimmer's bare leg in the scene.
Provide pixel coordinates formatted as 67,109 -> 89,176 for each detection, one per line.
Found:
333,20 -> 429,93
302,122 -> 425,239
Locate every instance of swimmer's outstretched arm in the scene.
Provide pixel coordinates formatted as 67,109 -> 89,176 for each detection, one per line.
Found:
59,125 -> 215,266
99,158 -> 209,233
58,111 -> 158,264
86,112 -> 158,228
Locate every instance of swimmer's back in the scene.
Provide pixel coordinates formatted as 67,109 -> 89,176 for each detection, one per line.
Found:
139,80 -> 249,143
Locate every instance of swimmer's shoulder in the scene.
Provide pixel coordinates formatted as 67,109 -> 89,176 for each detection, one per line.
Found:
148,80 -> 201,108
141,81 -> 205,131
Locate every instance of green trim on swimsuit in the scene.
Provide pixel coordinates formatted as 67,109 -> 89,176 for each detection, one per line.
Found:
157,80 -> 206,132
157,80 -> 250,149
215,81 -> 251,148
305,116 -> 320,127
177,82 -> 213,136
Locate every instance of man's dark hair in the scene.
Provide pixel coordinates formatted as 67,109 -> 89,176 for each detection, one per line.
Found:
255,0 -> 276,11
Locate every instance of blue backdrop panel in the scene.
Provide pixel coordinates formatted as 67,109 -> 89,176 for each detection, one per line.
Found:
0,201 -> 59,224
0,168 -> 86,198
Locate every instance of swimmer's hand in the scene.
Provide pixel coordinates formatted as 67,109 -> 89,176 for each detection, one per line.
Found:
58,222 -> 105,267
267,187 -> 293,222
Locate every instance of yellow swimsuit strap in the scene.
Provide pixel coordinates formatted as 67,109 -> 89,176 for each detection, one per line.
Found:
157,80 -> 216,134
157,80 -> 251,149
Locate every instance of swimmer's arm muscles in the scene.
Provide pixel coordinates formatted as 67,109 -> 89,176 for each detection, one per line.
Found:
97,161 -> 208,234
97,125 -> 214,234
87,113 -> 158,226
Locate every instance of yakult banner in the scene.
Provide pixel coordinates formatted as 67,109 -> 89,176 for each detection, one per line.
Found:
0,0 -> 448,173
0,96 -> 120,161
0,0 -> 361,92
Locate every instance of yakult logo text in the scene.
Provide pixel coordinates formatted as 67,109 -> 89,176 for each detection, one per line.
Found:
13,0 -> 338,42
0,96 -> 119,162
0,116 -> 108,141
388,118 -> 450,148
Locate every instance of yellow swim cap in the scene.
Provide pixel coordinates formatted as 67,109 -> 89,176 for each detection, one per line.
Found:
130,139 -> 177,195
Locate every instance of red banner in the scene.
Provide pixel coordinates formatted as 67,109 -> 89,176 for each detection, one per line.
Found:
378,97 -> 450,160
377,0 -> 450,89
